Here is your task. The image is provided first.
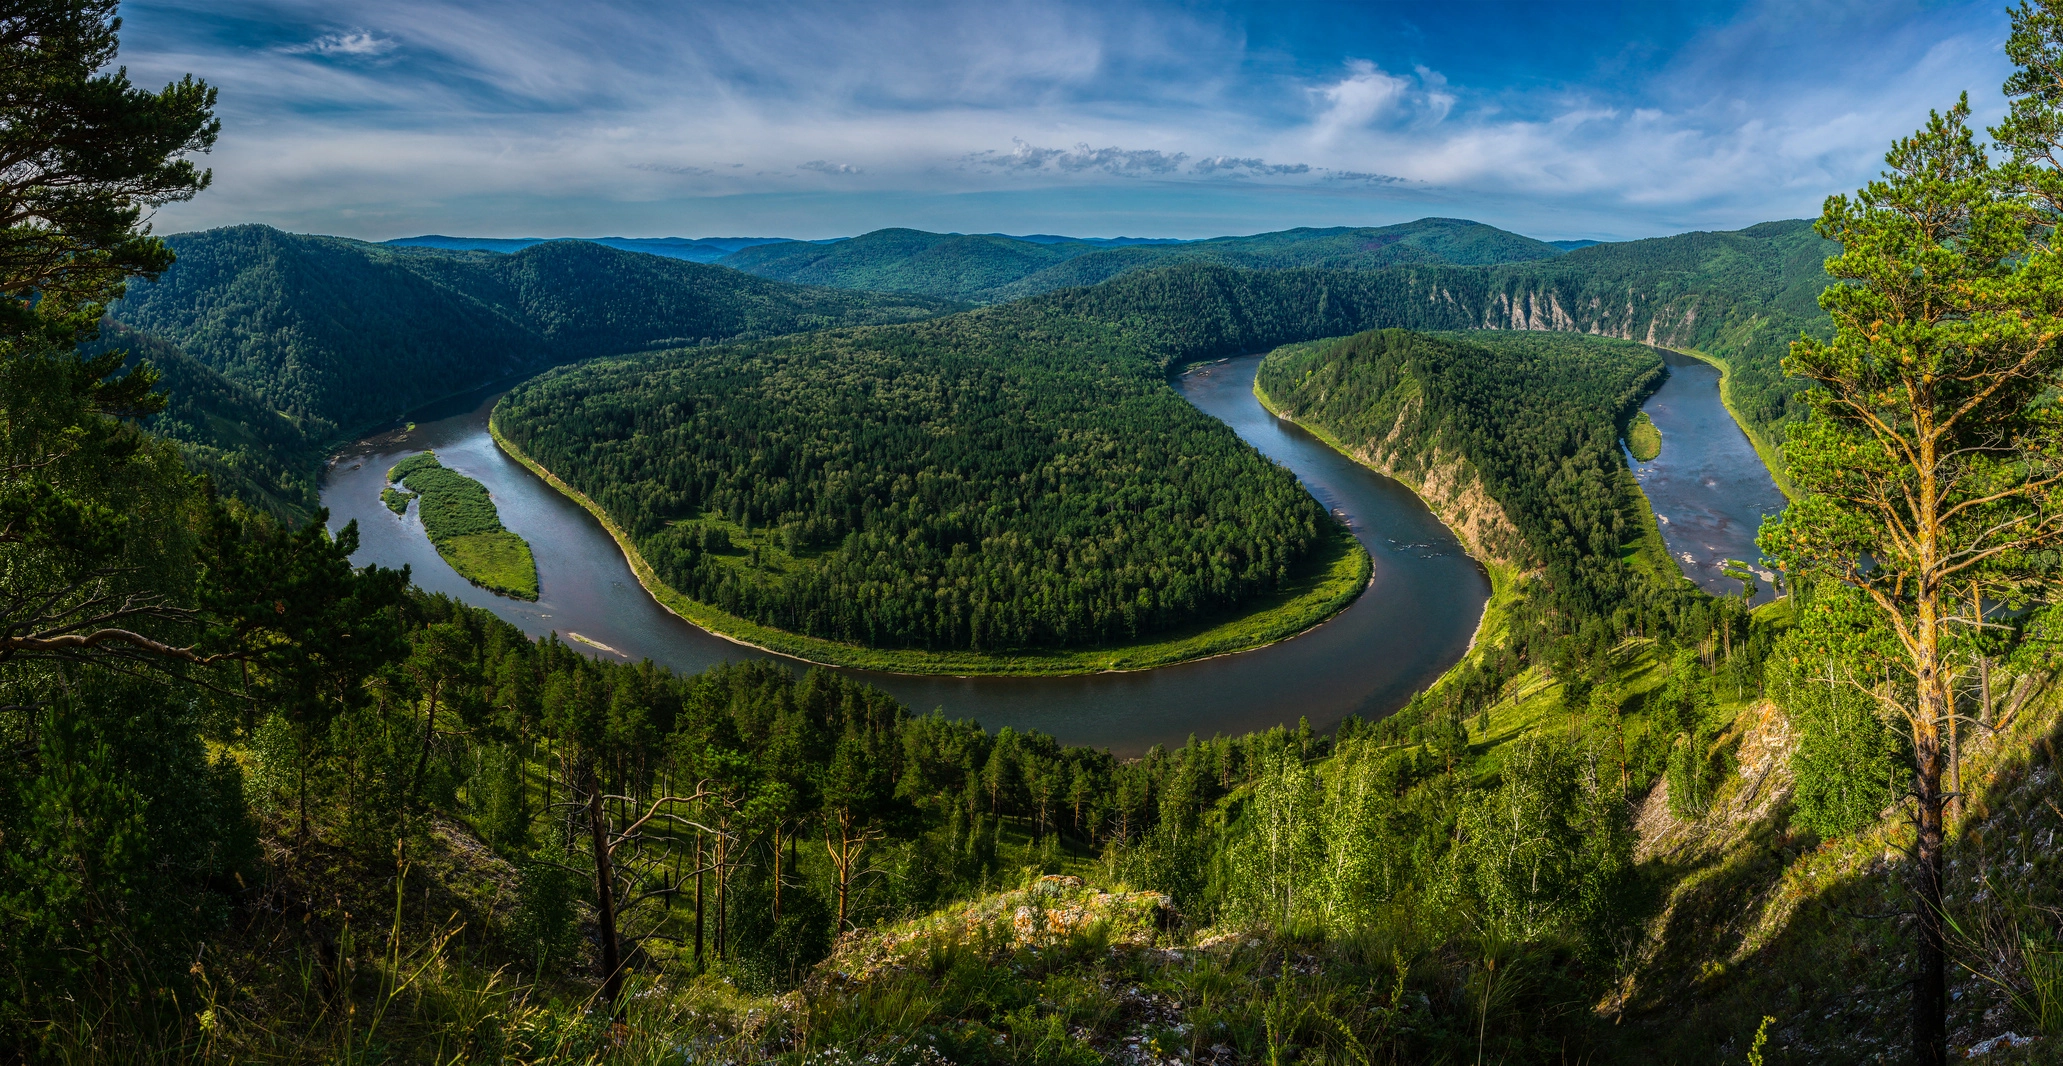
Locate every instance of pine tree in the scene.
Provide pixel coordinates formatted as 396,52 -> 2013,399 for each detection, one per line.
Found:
1759,94 -> 2063,1066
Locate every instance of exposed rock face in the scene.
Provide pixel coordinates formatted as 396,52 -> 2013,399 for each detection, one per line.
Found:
1274,389 -> 1529,570
1466,281 -> 1705,350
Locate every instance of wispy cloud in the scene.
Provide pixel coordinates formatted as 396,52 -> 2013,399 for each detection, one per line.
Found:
119,0 -> 2015,241
1192,156 -> 1311,176
284,30 -> 395,57
1326,170 -> 1404,185
967,140 -> 1189,175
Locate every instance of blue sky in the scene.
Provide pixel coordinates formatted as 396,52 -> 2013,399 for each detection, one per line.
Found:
124,0 -> 2013,242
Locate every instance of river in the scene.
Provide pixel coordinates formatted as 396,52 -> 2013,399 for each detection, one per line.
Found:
323,354 -> 1488,754
323,346 -> 1785,752
1630,351 -> 1789,604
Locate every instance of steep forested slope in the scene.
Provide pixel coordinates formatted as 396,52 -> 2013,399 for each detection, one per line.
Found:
1259,330 -> 1668,607
81,321 -> 326,522
720,218 -> 1566,302
108,225 -> 959,435
1456,218 -> 1839,448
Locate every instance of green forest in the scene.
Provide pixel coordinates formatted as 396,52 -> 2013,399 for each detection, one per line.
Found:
108,226 -> 961,436
716,218 -> 1566,303
10,3 -> 2063,1065
493,302 -> 1348,661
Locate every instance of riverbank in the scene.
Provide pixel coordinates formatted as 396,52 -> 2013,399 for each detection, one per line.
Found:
487,417 -> 1372,677
1249,371 -> 1505,659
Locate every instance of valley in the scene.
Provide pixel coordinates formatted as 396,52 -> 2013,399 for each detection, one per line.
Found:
322,354 -> 1487,753
15,6 -> 2063,1058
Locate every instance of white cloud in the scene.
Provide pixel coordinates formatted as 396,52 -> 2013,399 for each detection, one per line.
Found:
121,0 -> 2017,241
1312,61 -> 1413,142
285,31 -> 395,57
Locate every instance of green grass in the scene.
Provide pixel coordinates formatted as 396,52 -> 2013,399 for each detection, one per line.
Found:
438,532 -> 539,600
387,450 -> 539,601
1626,411 -> 1661,461
489,419 -> 1370,676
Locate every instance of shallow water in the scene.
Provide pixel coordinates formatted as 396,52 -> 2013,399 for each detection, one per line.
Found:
323,354 -> 1489,754
1629,350 -> 1789,603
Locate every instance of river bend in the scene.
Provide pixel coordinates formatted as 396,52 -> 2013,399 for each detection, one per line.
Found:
324,354 -> 1488,754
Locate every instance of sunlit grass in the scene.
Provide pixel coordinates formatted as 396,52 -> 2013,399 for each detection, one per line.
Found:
438,532 -> 539,600
1626,411 -> 1661,461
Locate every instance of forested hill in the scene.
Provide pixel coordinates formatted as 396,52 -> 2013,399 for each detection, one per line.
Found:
1456,218 -> 1839,448
1030,219 -> 1835,456
717,217 -> 1566,303
108,225 -> 960,436
1258,330 -> 1668,606
493,297 -> 1342,660
81,321 -> 326,522
489,260 -> 1688,663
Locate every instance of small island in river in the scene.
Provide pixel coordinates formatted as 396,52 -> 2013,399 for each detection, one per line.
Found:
386,451 -> 539,600
1626,410 -> 1662,461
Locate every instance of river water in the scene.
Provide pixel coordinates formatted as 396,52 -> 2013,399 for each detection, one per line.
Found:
322,354 -> 1488,754
1629,351 -> 1789,604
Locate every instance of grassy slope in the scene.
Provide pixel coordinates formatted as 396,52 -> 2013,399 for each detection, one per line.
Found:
489,419 -> 1371,676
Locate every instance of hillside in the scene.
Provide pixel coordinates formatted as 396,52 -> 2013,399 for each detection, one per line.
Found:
81,321 -> 327,522
719,217 -> 1567,302
490,296 -> 1367,670
109,225 -> 961,436
714,228 -> 1093,302
1257,329 -> 1667,586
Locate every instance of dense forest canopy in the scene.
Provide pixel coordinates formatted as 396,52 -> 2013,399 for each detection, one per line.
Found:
107,225 -> 961,435
79,320 -> 326,521
19,1 -> 2063,1058
1259,329 -> 1665,607
494,301 -> 1335,653
493,252 -> 1777,656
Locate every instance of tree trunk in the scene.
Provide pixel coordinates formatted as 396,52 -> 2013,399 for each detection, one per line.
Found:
771,822 -> 783,922
715,823 -> 728,960
1913,605 -> 1948,1066
693,831 -> 705,968
412,679 -> 440,806
586,773 -> 624,1005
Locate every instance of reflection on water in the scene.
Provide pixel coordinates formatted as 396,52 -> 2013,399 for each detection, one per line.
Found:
1629,350 -> 1789,604
322,355 -> 1489,754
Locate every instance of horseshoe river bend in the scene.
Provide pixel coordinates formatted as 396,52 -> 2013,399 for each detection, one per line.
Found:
323,350 -> 1781,755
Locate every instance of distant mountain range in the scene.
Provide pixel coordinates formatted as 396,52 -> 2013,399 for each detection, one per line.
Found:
381,234 -> 800,263
102,216 -> 1811,521
382,219 -> 1584,302
380,231 -> 1192,264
